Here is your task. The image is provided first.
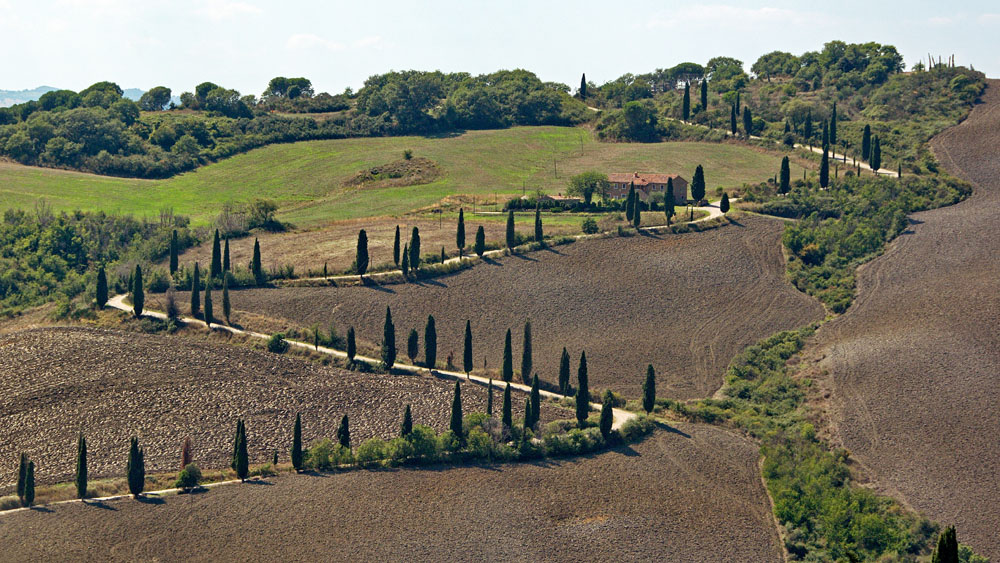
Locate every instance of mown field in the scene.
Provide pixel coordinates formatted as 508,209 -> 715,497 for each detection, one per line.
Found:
0,425 -> 784,562
0,126 -> 808,227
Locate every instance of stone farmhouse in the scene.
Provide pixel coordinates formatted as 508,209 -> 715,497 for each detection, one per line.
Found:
607,172 -> 688,204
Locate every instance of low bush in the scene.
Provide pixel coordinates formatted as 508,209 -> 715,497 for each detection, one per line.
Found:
174,463 -> 202,490
355,438 -> 388,467
267,333 -> 289,354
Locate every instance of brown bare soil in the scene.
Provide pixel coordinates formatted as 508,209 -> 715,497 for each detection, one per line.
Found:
229,215 -> 824,399
0,327 -> 562,489
806,80 -> 1000,558
0,425 -> 783,562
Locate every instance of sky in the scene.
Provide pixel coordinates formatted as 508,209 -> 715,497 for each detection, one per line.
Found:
2,0 -> 998,96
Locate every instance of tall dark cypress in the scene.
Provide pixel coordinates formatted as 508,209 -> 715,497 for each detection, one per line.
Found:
401,243 -> 410,277
337,414 -> 350,449
291,413 -> 303,471
505,209 -> 515,250
528,374 -> 540,429
862,124 -> 872,162
502,383 -> 513,429
743,106 -> 753,138
829,102 -> 837,146
211,229 -> 222,279
463,320 -> 473,375
252,238 -> 264,285
720,192 -> 730,214
75,432 -> 87,498
632,196 -> 641,229
520,321 -> 532,385
401,404 -> 412,437
23,461 -> 34,507
599,390 -> 614,439
223,237 -> 230,273
625,183 -> 636,222
127,436 -> 145,497
132,264 -> 144,318
700,78 -> 708,111
642,365 -> 656,413
474,226 -> 486,257
487,380 -> 494,415
346,327 -> 356,363
222,275 -> 231,324
16,452 -> 28,501
393,225 -> 401,266
231,419 -> 243,471
407,329 -> 419,362
682,82 -> 691,120
871,136 -> 882,172
456,208 -> 466,256
502,328 -> 513,382
235,421 -> 248,482
191,262 -> 201,316
523,397 -> 533,437
579,73 -> 587,100
576,351 -> 590,428
534,205 -> 543,244
665,179 -> 675,224
932,526 -> 958,563
558,347 -> 571,395
450,380 -> 464,444
779,156 -> 791,194
409,226 -> 421,271
381,306 -> 396,369
203,284 -> 214,324
96,265 -> 108,309
691,165 -> 706,202
730,104 -> 737,135
820,147 -> 830,188
169,229 -> 179,274
424,314 -> 437,369
355,229 -> 369,278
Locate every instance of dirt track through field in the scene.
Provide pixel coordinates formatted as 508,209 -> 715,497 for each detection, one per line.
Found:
231,215 -> 824,400
0,425 -> 783,562
810,80 -> 1000,558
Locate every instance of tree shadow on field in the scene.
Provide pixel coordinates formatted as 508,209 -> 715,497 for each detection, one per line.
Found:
639,230 -> 663,239
243,479 -> 274,486
28,506 -> 53,513
361,278 -> 395,294
727,218 -> 745,227
660,423 -> 692,439
541,246 -> 565,255
83,500 -> 116,511
510,253 -> 538,262
899,217 -> 924,235
136,495 -> 165,505
482,256 -> 503,267
300,470 -> 331,478
416,278 -> 447,288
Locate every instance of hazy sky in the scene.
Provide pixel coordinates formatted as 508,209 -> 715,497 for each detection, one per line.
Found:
3,0 -> 998,95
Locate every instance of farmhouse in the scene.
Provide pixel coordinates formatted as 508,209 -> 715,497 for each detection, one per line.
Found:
607,172 -> 688,204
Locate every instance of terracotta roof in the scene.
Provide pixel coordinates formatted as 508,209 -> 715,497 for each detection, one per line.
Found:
607,172 -> 685,186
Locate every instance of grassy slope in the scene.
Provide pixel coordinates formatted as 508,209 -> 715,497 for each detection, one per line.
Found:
0,126 -> 808,226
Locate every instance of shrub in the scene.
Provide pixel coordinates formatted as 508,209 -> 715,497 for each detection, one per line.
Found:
305,438 -> 353,470
174,463 -> 202,490
356,438 -> 388,467
619,415 -> 656,443
543,427 -> 605,457
267,333 -> 289,354
385,437 -> 414,466
581,217 -> 599,234
406,425 -> 441,461
438,430 -> 462,453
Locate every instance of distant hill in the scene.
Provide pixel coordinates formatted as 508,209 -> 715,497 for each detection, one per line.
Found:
0,86 -> 57,107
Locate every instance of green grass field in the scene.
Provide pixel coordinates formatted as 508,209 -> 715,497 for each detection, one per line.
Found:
0,126 -> 808,226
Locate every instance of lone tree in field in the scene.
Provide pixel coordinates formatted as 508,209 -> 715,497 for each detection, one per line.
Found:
779,156 -> 791,194
355,229 -> 369,278
505,209 -> 515,250
222,276 -> 231,324
169,229 -> 179,274
234,421 -> 248,482
211,229 -> 222,279
829,102 -> 837,146
23,461 -> 34,507
409,226 -> 421,271
75,432 -> 87,499
424,314 -> 437,369
528,374 -> 541,429
576,351 -> 590,428
346,327 -> 356,364
502,383 -> 513,429
665,179 -> 675,225
487,381 -> 494,415
932,526 -> 958,563
252,238 -> 264,286
579,73 -> 587,100
700,78 -> 708,111
625,183 -> 636,222
127,436 -> 145,497
291,413 -> 303,472
474,225 -> 486,257
534,205 -> 543,244
401,404 -> 412,437
691,165 -> 706,203
457,208 -> 466,257
382,306 -> 396,369
96,265 -> 108,309
871,136 -> 882,172
463,320 -> 473,376
337,414 -> 350,449
819,146 -> 830,188
191,262 -> 201,316
17,452 -> 28,502
502,328 -> 513,382
223,237 -> 230,273
401,243 -> 410,277
720,192 -> 730,214
599,390 -> 614,439
862,124 -> 872,162
393,225 -> 401,266
559,347 -> 571,394
743,106 -> 753,138
682,81 -> 691,120
730,104 -> 738,135
204,284 -> 214,324
132,264 -> 144,318
643,365 -> 656,413
450,381 -> 464,444
231,419 -> 244,471
407,329 -> 418,362
521,321 -> 532,384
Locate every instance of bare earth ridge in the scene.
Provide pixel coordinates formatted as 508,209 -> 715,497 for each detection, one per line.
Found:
811,79 -> 1000,557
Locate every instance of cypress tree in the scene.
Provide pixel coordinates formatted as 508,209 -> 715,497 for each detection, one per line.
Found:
665,179 -> 675,225
502,383 -> 512,429
401,404 -> 412,437
75,433 -> 87,499
529,374 -> 540,429
700,78 -> 708,111
898,163 -> 902,179
231,419 -> 243,471
505,209 -> 515,250
779,156 -> 791,194
720,192 -> 730,214
599,390 -> 614,439
691,165 -> 706,202
558,347 -> 571,395
355,229 -> 369,278
682,82 -> 690,120
502,328 -> 513,382
625,183 -> 635,222
742,106 -> 752,137
784,119 -> 790,133
932,526 -> 958,563
222,275 -> 231,324
252,238 -> 264,285
457,208 -> 466,256
291,413 -> 303,471
96,265 -> 108,309
642,364 -> 656,414
804,111 -> 813,143
579,73 -> 587,100
862,124 -> 872,161
223,237 -> 230,273
401,243 -> 410,277
830,102 -> 837,146
409,226 -> 421,271
463,320 -> 473,376
450,380 -> 464,444
337,414 -> 350,449
132,264 -> 144,318
346,326 -> 356,363
871,136 -> 882,172
407,328 -> 419,362
16,452 -> 27,502
169,229 -> 179,274
487,380 -> 494,416
820,147 -> 830,188
424,314 -> 437,369
632,196 -> 641,228
204,284 -> 214,324
211,229 -> 222,279
521,321 -> 532,384
235,421 -> 248,482
534,205 -> 543,244
474,226 -> 486,257
393,225 -> 401,266
23,461 -> 34,507
523,397 -> 533,437
191,262 -> 201,315
381,306 -> 396,369
730,104 -> 737,135
576,351 -> 590,428
127,436 -> 145,497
